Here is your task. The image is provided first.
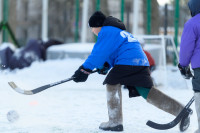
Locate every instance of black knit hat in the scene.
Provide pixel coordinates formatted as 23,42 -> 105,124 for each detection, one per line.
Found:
88,11 -> 106,27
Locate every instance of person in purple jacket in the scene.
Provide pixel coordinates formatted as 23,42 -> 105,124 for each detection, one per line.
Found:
178,0 -> 200,132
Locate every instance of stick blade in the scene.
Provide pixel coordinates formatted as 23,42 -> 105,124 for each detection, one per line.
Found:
146,109 -> 188,130
146,120 -> 177,130
8,81 -> 18,89
8,82 -> 33,95
146,97 -> 195,130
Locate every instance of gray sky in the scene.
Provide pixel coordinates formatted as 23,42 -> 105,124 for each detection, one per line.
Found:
157,0 -> 170,5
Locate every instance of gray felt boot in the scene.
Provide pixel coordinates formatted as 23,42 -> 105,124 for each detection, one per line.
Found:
99,84 -> 123,132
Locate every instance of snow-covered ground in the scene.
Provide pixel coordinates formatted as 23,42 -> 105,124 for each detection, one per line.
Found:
0,58 -> 197,133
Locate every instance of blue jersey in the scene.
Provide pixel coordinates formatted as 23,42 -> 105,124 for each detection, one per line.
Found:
83,26 -> 149,70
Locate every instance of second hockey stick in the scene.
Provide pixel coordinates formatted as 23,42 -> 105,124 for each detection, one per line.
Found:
146,96 -> 194,130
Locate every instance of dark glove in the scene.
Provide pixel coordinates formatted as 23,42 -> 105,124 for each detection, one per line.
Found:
178,63 -> 193,79
97,62 -> 110,75
72,65 -> 92,82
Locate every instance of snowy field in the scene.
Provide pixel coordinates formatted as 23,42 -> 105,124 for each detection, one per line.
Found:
0,58 -> 198,133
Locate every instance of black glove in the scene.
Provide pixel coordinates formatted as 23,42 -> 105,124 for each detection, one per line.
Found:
178,63 -> 193,79
72,65 -> 92,82
97,62 -> 110,75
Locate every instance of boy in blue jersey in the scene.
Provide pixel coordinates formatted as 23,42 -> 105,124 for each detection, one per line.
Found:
72,11 -> 191,132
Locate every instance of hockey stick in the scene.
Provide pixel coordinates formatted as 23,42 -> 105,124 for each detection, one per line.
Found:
8,70 -> 98,95
146,96 -> 194,130
8,78 -> 73,95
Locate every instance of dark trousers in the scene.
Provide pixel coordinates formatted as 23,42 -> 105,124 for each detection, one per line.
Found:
192,68 -> 200,92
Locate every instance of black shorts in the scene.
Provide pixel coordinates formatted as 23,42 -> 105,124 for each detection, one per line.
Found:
103,65 -> 153,88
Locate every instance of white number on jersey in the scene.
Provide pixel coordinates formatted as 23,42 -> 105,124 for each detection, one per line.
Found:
120,31 -> 138,42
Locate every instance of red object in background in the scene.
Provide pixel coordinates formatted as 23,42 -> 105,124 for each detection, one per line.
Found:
143,50 -> 155,67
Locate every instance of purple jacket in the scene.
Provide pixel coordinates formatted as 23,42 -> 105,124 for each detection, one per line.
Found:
179,13 -> 200,69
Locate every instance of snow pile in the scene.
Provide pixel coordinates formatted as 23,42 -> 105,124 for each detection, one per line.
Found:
0,42 -> 16,51
48,43 -> 94,53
